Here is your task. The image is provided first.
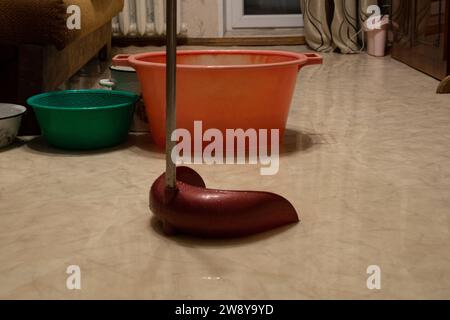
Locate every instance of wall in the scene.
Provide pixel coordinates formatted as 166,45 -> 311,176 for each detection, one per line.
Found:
181,0 -> 223,37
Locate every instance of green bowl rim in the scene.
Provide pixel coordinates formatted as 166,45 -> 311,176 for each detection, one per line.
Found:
27,89 -> 140,111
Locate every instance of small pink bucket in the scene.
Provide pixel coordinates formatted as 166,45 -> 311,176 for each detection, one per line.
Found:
365,15 -> 389,57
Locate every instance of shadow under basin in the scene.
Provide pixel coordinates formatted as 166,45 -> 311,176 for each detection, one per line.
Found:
133,128 -> 318,157
24,136 -> 134,157
21,128 -> 320,158
0,139 -> 26,153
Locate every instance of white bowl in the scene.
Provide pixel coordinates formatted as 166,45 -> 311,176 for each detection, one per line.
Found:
0,104 -> 27,148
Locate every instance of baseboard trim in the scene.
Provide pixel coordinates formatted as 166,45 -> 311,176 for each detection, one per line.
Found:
113,36 -> 306,47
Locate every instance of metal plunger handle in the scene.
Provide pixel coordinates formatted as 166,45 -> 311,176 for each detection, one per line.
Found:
166,0 -> 177,189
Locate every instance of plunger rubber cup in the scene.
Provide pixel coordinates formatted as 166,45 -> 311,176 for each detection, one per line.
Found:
148,0 -> 300,238
150,167 -> 299,238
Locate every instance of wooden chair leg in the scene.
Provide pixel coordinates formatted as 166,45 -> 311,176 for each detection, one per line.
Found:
98,38 -> 112,61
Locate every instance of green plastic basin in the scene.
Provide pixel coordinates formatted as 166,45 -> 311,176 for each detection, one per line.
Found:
27,90 -> 139,150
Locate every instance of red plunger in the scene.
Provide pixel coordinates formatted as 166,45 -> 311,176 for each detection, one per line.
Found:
149,0 -> 299,238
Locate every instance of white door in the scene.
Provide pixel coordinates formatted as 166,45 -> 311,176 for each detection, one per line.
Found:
226,0 -> 303,30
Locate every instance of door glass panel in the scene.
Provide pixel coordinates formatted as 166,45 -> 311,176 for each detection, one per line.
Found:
414,0 -> 445,47
244,0 -> 301,15
392,0 -> 413,44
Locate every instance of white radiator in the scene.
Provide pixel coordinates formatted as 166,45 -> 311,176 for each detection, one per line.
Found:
113,0 -> 185,36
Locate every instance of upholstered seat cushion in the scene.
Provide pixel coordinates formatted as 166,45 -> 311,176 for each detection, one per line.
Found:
0,0 -> 123,49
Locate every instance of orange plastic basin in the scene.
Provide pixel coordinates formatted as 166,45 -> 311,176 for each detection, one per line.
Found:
113,50 -> 322,149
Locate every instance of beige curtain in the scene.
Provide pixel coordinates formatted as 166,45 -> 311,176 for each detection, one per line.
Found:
300,0 -> 378,53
